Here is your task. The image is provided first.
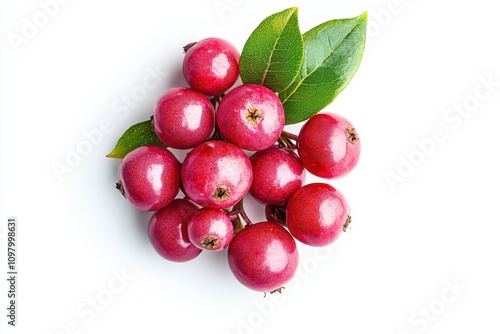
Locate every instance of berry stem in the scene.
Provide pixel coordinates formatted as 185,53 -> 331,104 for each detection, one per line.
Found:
277,130 -> 298,150
115,181 -> 125,197
267,203 -> 287,226
210,94 -> 224,109
183,41 -> 197,53
343,215 -> 352,232
227,199 -> 253,227
209,94 -> 227,141
281,130 -> 298,141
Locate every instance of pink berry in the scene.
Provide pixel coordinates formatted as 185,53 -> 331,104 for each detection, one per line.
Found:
249,146 -> 305,205
183,37 -> 240,96
153,87 -> 215,149
216,84 -> 285,151
118,145 -> 180,211
148,199 -> 202,262
297,113 -> 360,179
228,222 -> 298,292
187,208 -> 234,251
181,140 -> 253,209
286,183 -> 349,247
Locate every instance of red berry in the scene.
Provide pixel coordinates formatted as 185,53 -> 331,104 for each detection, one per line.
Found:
216,84 -> 285,151
286,183 -> 349,247
228,222 -> 298,292
187,208 -> 234,251
118,145 -> 180,211
183,37 -> 240,96
181,140 -> 253,209
148,199 -> 202,262
153,87 -> 215,149
297,113 -> 360,179
249,146 -> 305,205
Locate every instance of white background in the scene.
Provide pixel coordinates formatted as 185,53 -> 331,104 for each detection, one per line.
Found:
1,0 -> 499,333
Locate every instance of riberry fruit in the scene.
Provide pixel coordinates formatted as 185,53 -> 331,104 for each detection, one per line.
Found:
187,208 -> 234,251
249,145 -> 305,205
118,145 -> 180,211
181,140 -> 253,209
148,199 -> 202,262
228,222 -> 298,292
183,37 -> 240,96
153,87 -> 215,149
297,113 -> 360,179
286,183 -> 349,247
216,84 -> 285,151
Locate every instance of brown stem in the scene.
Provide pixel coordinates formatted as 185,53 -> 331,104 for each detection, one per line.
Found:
210,94 -> 224,109
227,199 -> 253,227
116,181 -> 125,197
277,130 -> 298,150
343,215 -> 352,232
183,41 -> 197,53
281,130 -> 298,141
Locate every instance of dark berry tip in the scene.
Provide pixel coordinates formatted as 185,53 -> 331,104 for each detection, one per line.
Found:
116,181 -> 125,197
201,236 -> 220,250
343,215 -> 352,232
183,41 -> 197,53
346,127 -> 359,144
212,185 -> 231,201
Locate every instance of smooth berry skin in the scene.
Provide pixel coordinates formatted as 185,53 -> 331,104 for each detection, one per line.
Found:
183,37 -> 240,96
216,84 -> 285,151
297,113 -> 360,179
286,183 -> 349,247
148,199 -> 202,262
228,222 -> 298,292
118,145 -> 180,211
153,87 -> 215,149
249,146 -> 305,205
181,140 -> 253,209
187,208 -> 234,251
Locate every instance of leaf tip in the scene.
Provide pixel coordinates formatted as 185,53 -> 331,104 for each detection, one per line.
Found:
105,152 -> 120,159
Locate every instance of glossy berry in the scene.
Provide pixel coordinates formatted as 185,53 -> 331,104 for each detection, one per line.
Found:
187,208 -> 234,251
153,87 -> 215,149
297,113 -> 360,179
118,145 -> 180,211
249,146 -> 305,205
286,183 -> 349,247
183,37 -> 240,96
148,199 -> 202,262
216,84 -> 285,151
228,222 -> 298,292
181,140 -> 253,209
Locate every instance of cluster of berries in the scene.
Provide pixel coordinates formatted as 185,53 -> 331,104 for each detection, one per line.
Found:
115,37 -> 360,293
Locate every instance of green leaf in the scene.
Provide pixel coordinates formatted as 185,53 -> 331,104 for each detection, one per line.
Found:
106,119 -> 165,159
239,7 -> 304,92
279,12 -> 368,124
